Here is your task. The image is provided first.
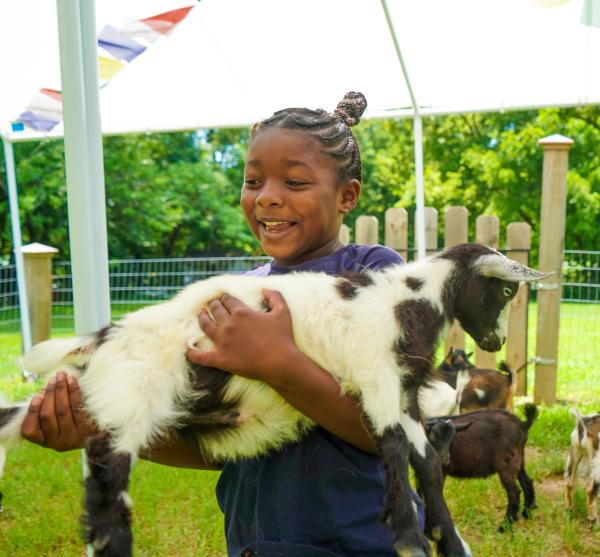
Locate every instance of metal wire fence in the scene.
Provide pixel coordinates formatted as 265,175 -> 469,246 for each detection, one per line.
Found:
51,256 -> 270,332
0,251 -> 598,378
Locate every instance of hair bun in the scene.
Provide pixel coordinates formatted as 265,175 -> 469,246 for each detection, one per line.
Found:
334,91 -> 367,127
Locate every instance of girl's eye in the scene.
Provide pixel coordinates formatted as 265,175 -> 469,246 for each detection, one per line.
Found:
244,178 -> 261,187
286,180 -> 307,187
503,287 -> 513,297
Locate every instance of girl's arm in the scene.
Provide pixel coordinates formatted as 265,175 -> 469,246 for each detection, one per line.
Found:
187,289 -> 378,454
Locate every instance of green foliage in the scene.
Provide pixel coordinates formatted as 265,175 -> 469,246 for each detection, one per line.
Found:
1,107 -> 598,261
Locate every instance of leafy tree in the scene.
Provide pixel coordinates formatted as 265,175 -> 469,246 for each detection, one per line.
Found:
1,107 -> 598,263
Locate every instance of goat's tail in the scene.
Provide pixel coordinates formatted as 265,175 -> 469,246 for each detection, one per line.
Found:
0,404 -> 28,457
569,407 -> 586,442
498,361 -> 515,386
521,403 -> 538,431
20,329 -> 109,378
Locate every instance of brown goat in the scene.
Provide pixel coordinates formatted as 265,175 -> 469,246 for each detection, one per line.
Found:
438,349 -> 517,412
426,405 -> 538,531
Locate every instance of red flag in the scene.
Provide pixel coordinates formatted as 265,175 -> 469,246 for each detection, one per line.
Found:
40,88 -> 63,103
140,6 -> 194,35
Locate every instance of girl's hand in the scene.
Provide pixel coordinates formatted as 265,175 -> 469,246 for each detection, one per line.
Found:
21,372 -> 97,451
187,289 -> 301,384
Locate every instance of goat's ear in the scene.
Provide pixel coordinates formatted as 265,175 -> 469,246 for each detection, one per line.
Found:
476,254 -> 553,283
454,421 -> 473,433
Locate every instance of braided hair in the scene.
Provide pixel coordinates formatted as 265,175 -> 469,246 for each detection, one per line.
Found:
250,91 -> 367,182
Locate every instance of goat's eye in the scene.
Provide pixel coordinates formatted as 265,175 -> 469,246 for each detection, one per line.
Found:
503,287 -> 513,297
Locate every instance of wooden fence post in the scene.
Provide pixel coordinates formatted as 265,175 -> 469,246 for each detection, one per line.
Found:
385,208 -> 408,261
444,206 -> 469,353
22,242 -> 59,346
339,223 -> 351,245
506,222 -> 531,396
475,215 -> 500,369
356,215 -> 379,245
421,207 -> 438,256
534,134 -> 573,405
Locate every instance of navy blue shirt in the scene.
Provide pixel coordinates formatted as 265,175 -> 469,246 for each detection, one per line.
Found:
216,244 -> 425,557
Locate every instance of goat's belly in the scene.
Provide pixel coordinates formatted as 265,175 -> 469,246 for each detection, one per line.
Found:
80,319 -> 198,454
198,376 -> 314,461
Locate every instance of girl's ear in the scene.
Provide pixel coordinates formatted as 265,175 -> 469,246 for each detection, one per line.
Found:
339,179 -> 361,214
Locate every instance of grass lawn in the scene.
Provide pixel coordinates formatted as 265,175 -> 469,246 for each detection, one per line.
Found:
0,302 -> 599,556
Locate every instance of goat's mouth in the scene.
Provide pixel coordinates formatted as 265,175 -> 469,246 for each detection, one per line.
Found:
477,335 -> 504,352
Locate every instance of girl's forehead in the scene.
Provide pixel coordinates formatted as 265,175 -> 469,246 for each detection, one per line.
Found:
247,128 -> 333,168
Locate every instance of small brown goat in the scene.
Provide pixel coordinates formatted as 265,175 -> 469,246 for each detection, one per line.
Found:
425,404 -> 538,531
565,408 -> 600,525
438,348 -> 517,412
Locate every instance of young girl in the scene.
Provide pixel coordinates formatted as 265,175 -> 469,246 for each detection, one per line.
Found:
21,92 -> 425,557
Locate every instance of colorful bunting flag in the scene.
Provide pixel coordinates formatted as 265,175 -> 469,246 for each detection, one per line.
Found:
582,0 -> 600,27
13,5 -> 195,133
98,25 -> 146,62
140,6 -> 195,35
99,56 -> 126,80
17,111 -> 60,132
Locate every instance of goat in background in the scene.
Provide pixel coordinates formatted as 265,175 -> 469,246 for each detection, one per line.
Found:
565,408 -> 600,526
426,404 -> 538,532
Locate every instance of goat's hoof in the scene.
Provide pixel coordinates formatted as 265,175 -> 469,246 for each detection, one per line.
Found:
522,507 -> 534,520
393,532 -> 431,557
587,518 -> 598,531
498,518 -> 515,533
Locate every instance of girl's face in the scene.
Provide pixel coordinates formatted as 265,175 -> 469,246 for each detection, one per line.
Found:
241,128 -> 359,266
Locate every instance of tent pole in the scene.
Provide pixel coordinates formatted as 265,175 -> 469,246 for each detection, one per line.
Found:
380,0 -> 426,260
56,2 -> 109,555
2,137 -> 33,364
56,0 -> 110,336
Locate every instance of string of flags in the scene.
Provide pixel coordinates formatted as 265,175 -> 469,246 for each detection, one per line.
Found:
12,5 -> 195,133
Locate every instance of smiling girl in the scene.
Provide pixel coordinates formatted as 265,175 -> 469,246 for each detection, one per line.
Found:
22,92 -> 425,557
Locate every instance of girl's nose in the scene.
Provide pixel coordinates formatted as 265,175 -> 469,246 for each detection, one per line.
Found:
256,181 -> 284,207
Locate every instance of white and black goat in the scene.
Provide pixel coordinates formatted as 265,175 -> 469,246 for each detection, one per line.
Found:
565,408 -> 600,525
0,243 -> 550,557
425,404 -> 538,532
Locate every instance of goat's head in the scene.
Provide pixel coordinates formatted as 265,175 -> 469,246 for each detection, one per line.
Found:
440,244 -> 552,352
424,418 -> 472,465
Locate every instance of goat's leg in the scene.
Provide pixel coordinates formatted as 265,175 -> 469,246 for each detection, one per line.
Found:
586,479 -> 599,526
83,434 -> 134,557
518,466 -> 536,518
400,392 -> 471,557
497,469 -> 521,532
361,377 -> 431,557
565,448 -> 582,513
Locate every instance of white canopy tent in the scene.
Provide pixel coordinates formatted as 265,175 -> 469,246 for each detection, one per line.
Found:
1,0 -> 599,343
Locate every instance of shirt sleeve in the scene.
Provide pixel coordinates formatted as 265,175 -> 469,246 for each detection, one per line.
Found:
356,244 -> 405,272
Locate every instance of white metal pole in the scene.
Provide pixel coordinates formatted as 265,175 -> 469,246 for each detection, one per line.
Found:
413,115 -> 426,260
2,138 -> 33,356
380,0 -> 426,260
56,0 -> 110,336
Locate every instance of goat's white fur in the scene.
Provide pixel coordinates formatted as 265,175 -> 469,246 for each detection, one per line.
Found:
16,257 -> 460,459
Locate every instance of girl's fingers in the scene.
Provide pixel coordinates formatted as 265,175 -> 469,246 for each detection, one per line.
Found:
262,289 -> 288,313
54,372 -> 77,434
207,298 -> 230,322
38,375 -> 60,438
198,308 -> 218,338
218,293 -> 246,313
21,395 -> 46,445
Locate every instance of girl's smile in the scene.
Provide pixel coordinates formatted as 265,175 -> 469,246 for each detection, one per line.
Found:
241,128 -> 359,266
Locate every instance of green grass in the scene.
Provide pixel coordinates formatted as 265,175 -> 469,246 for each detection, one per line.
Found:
0,302 -> 599,556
